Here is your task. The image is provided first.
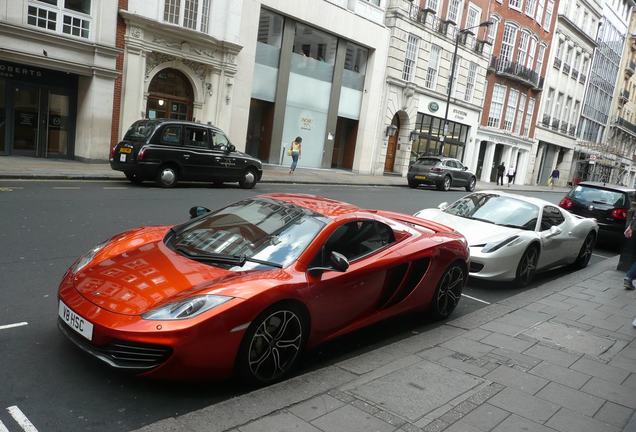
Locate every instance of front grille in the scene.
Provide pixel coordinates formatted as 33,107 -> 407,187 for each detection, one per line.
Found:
469,262 -> 484,273
58,319 -> 171,371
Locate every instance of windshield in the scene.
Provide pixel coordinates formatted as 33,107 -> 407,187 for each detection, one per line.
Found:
170,198 -> 328,269
444,193 -> 539,231
415,158 -> 440,166
124,120 -> 157,141
568,185 -> 626,207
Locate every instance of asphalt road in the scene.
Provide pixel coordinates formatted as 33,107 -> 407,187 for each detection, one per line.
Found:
0,180 -> 618,432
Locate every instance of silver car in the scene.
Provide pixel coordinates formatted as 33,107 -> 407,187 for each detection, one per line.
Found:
415,191 -> 599,286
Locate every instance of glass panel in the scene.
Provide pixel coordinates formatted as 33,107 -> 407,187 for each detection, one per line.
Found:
183,0 -> 198,29
47,92 -> 70,156
0,80 -> 4,152
164,0 -> 180,24
64,0 -> 90,14
13,85 -> 39,154
339,42 -> 367,120
293,23 -> 337,66
148,69 -> 194,99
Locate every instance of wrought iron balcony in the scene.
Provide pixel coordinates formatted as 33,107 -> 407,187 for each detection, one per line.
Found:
620,90 -> 630,103
562,63 -> 571,74
569,125 -> 576,136
542,114 -> 550,127
560,122 -> 569,134
551,119 -> 560,130
571,68 -> 579,80
553,57 -> 562,69
579,73 -> 586,84
616,116 -> 636,135
627,61 -> 636,76
489,56 -> 540,88
408,4 -> 437,25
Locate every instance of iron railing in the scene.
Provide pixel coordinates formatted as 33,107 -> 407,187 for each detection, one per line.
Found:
489,56 -> 540,87
553,57 -> 562,69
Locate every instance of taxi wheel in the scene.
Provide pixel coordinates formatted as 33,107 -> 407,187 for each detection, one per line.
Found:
156,165 -> 178,188
239,168 -> 257,189
125,171 -> 143,184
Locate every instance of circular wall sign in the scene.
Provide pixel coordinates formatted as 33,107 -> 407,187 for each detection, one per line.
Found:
429,101 -> 439,112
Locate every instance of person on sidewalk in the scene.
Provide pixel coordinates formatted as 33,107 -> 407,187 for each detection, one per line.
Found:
288,136 -> 302,175
622,206 -> 636,290
550,168 -> 560,189
496,162 -> 505,186
506,166 -> 516,187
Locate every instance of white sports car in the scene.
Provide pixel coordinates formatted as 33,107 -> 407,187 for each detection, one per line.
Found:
414,191 -> 599,286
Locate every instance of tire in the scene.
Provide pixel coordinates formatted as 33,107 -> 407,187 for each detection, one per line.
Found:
465,176 -> 476,192
438,175 -> 452,191
515,245 -> 539,287
572,232 -> 595,269
156,165 -> 178,188
239,168 -> 258,189
237,303 -> 307,385
430,263 -> 466,320
124,171 -> 143,184
408,180 -> 417,189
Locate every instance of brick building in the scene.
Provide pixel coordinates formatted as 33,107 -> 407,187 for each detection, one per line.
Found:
472,0 -> 560,185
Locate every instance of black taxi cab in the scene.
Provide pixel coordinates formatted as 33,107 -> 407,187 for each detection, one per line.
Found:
110,120 -> 263,188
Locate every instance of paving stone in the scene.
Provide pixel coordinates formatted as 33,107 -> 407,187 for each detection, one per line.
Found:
417,347 -> 455,361
420,419 -> 449,432
581,377 -> 636,409
440,337 -> 495,358
480,332 -> 536,353
448,304 -> 516,330
488,387 -> 560,423
623,373 -> 636,389
578,314 -> 625,332
462,328 -> 492,341
529,361 -> 591,389
443,420 -> 483,432
484,365 -> 548,395
338,348 -> 407,375
349,360 -> 483,421
132,418 -> 193,432
289,395 -> 345,422
535,381 -> 604,416
594,401 -> 634,428
491,414 -> 556,432
609,354 -> 636,374
373,409 -> 406,427
466,383 -> 505,405
460,403 -> 510,431
488,348 -> 542,372
437,355 -> 491,377
396,423 -> 423,432
311,405 -> 394,432
570,357 -> 630,384
522,321 -> 615,356
480,320 -> 527,337
545,408 -> 620,432
523,344 -> 581,367
239,412 -> 322,432
497,309 -> 553,328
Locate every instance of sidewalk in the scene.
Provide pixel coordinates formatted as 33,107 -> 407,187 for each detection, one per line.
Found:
133,256 -> 636,432
0,156 -> 570,193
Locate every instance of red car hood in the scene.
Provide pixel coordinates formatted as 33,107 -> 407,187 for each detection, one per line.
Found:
72,226 -> 263,315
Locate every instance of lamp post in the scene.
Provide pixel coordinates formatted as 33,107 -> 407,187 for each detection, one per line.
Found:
438,20 -> 493,156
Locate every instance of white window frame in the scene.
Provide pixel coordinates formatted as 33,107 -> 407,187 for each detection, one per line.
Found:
535,0 -> 545,23
500,23 -> 518,66
26,0 -> 93,40
487,15 -> 500,46
488,84 -> 507,128
504,89 -> 519,132
525,0 -> 537,17
524,98 -> 535,136
515,93 -> 527,134
517,31 -> 530,66
536,43 -> 546,74
403,33 -> 419,82
425,44 -> 441,89
427,0 -> 440,14
465,62 -> 478,102
543,0 -> 554,31
526,36 -> 537,70
447,0 -> 464,24
163,0 -> 211,33
509,0 -> 523,12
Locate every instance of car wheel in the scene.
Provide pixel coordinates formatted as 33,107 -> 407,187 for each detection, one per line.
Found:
239,168 -> 257,189
440,175 -> 452,191
237,303 -> 306,385
515,245 -> 539,287
156,165 -> 178,188
430,263 -> 465,320
124,171 -> 143,185
465,176 -> 476,192
408,180 -> 417,189
572,232 -> 595,269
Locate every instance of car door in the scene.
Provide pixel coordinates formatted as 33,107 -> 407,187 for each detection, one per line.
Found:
537,205 -> 571,268
446,160 -> 464,186
307,220 -> 395,336
182,126 -> 213,180
455,160 -> 470,185
151,124 -> 184,165
211,131 -> 241,180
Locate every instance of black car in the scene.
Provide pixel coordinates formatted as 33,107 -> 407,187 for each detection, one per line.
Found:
110,120 -> 263,188
407,156 -> 477,192
559,181 -> 635,242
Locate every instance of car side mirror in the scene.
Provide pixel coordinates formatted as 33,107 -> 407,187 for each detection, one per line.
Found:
225,144 -> 236,153
438,202 -> 449,210
462,166 -> 468,171
189,206 -> 211,219
544,225 -> 562,238
307,251 -> 350,274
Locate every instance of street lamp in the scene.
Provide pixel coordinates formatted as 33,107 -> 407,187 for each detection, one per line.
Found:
438,20 -> 493,156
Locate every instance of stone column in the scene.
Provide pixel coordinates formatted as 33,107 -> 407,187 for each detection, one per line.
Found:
502,145 -> 512,169
481,141 -> 496,182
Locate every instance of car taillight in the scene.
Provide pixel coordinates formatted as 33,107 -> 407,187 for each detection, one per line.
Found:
431,167 -> 443,173
611,208 -> 628,220
109,146 -> 116,160
559,197 -> 573,209
137,147 -> 146,160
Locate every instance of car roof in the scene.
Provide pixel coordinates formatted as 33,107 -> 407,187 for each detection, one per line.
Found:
138,119 -> 223,132
261,193 -> 359,217
577,181 -> 636,193
475,190 -> 554,208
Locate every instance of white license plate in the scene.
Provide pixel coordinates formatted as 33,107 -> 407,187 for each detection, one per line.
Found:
59,301 -> 93,341
119,154 -> 127,162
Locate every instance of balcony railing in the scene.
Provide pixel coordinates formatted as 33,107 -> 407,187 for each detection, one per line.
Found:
627,61 -> 636,76
579,73 -> 586,84
489,56 -> 540,88
569,125 -> 576,136
562,63 -> 571,74
542,114 -> 550,127
560,122 -> 569,134
571,68 -> 579,80
620,90 -> 630,103
408,4 -> 437,25
551,119 -> 560,130
553,57 -> 562,69
616,116 -> 636,135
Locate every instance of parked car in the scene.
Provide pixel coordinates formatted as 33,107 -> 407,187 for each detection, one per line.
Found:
57,194 -> 469,383
414,191 -> 598,287
407,156 -> 477,192
559,182 -> 635,244
110,119 -> 263,188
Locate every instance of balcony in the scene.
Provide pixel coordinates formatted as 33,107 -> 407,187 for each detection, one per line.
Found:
620,90 -> 630,104
627,61 -> 636,77
553,57 -> 562,69
489,56 -> 541,88
560,122 -> 569,134
616,116 -> 636,136
579,73 -> 586,84
569,125 -> 576,136
562,63 -> 571,74
571,68 -> 579,80
408,4 -> 437,26
542,114 -> 551,127
551,119 -> 560,130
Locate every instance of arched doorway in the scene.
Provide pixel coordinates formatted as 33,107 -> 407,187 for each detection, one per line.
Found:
146,68 -> 194,121
384,113 -> 400,172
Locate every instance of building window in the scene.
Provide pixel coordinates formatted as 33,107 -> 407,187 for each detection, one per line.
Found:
543,0 -> 554,31
27,1 -> 92,39
535,0 -> 545,23
525,0 -> 537,16
163,0 -> 210,32
517,31 -> 529,66
504,89 -> 519,131
62,14 -> 89,37
488,84 -> 506,128
536,44 -> 546,74
403,33 -> 419,82
447,0 -> 463,24
183,0 -> 198,29
515,93 -> 526,134
27,5 -> 57,30
425,44 -> 441,89
509,0 -> 522,11
544,88 -> 554,117
527,37 -> 537,69
465,62 -> 478,102
427,0 -> 440,13
523,98 -> 535,136
500,23 -> 518,66
164,0 -> 180,24
466,4 -> 481,28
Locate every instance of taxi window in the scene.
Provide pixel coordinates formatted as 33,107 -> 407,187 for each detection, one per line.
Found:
160,126 -> 182,146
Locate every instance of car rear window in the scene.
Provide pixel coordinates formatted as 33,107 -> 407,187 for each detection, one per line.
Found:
568,185 -> 627,207
415,158 -> 440,166
124,120 -> 157,141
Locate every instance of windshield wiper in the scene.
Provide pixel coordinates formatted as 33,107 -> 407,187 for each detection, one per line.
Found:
496,223 -> 522,229
464,216 -> 495,224
175,246 -> 283,268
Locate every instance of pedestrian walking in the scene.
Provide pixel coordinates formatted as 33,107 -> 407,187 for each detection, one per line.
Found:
288,136 -> 302,174
623,203 -> 636,291
506,166 -> 516,187
496,162 -> 505,186
549,168 -> 560,188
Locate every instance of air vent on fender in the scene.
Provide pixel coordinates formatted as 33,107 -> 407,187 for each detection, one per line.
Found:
382,258 -> 430,308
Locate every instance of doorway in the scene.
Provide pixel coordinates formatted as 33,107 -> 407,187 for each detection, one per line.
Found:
489,144 -> 504,182
246,98 -> 275,161
12,84 -> 40,156
475,141 -> 487,179
384,113 -> 400,172
146,69 -> 193,121
332,117 -> 358,170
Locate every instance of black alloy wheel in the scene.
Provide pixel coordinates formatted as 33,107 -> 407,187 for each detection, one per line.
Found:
239,168 -> 257,189
238,305 -> 305,385
515,246 -> 538,287
573,232 -> 595,269
431,263 -> 466,320
466,176 -> 476,192
156,165 -> 178,188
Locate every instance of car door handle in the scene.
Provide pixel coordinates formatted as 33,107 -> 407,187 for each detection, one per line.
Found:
183,154 -> 190,159
214,156 -> 221,160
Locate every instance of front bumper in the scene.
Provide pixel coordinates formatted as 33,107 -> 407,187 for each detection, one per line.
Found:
467,246 -> 520,282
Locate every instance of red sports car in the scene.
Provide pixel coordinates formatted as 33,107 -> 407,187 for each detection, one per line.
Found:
58,194 -> 469,383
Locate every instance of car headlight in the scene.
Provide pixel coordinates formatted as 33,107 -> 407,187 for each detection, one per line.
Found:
72,240 -> 109,274
481,236 -> 520,253
142,295 -> 232,320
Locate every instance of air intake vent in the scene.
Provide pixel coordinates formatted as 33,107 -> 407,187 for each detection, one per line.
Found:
383,258 -> 430,308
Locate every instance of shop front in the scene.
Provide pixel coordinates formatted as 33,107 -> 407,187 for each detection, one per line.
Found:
0,60 -> 77,158
410,112 -> 470,163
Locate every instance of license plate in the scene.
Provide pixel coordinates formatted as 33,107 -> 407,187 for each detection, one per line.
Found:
415,175 -> 427,180
119,154 -> 127,162
58,301 -> 93,341
119,147 -> 132,154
